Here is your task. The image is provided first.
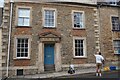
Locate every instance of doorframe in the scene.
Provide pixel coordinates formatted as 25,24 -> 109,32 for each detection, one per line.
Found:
38,42 -> 62,73
44,43 -> 55,71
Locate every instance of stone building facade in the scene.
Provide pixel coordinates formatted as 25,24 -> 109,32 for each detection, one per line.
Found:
0,0 -> 120,77
98,5 -> 120,66
0,7 -> 3,77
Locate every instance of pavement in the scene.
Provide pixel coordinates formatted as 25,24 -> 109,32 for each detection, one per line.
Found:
1,67 -> 119,79
12,68 -> 96,79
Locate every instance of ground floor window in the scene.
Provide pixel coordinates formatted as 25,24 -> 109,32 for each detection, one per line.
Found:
16,38 -> 29,58
113,40 -> 120,54
73,37 -> 86,58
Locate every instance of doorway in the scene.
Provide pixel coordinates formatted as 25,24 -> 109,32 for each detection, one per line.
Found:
44,44 -> 55,71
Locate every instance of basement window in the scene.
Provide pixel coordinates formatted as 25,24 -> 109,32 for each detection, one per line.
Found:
17,69 -> 23,76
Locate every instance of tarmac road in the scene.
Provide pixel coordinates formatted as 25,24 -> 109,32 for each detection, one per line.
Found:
42,70 -> 120,80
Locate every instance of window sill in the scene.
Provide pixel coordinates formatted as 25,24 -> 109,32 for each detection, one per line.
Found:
13,58 -> 30,60
114,53 -> 120,55
73,56 -> 87,59
16,26 -> 32,28
112,30 -> 120,32
73,28 -> 86,30
43,27 -> 56,29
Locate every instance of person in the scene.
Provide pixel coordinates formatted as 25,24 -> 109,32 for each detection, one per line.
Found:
68,64 -> 75,74
94,51 -> 105,76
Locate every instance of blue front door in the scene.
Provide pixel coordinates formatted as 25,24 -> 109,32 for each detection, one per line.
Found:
44,44 -> 54,65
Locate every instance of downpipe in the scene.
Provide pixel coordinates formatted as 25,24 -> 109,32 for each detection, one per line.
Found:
6,0 -> 14,77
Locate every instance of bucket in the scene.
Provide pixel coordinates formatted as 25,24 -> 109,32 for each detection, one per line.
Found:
110,66 -> 116,70
103,66 -> 110,71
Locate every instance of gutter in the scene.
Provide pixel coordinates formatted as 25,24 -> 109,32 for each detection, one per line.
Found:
6,0 -> 14,77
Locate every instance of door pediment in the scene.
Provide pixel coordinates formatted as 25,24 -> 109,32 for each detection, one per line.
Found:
39,31 -> 61,38
39,31 -> 61,42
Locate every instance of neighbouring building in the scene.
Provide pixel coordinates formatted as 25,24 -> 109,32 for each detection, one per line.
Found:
97,1 -> 120,67
0,4 -> 3,78
0,0 -> 120,77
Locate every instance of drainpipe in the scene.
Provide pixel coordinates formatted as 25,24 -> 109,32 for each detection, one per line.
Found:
6,0 -> 13,77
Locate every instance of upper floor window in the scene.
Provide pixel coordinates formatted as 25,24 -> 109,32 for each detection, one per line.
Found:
113,40 -> 120,54
73,11 -> 85,29
111,16 -> 120,31
43,9 -> 56,27
73,37 -> 86,58
18,8 -> 30,26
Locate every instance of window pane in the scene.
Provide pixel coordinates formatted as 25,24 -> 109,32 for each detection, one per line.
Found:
18,18 -> 23,26
24,18 -> 30,26
17,53 -> 20,57
25,44 -> 28,47
19,9 -> 30,17
25,49 -> 28,52
25,53 -> 28,57
21,53 -> 24,57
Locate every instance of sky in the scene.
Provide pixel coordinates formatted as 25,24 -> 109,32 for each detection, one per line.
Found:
0,0 -> 4,7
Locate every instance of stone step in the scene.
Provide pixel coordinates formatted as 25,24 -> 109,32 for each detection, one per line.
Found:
44,65 -> 55,71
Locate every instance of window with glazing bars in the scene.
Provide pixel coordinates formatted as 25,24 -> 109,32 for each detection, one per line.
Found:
16,38 -> 29,58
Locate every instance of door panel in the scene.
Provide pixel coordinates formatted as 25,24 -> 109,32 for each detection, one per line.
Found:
44,44 -> 54,65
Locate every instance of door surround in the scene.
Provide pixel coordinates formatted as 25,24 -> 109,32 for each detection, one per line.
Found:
38,31 -> 61,73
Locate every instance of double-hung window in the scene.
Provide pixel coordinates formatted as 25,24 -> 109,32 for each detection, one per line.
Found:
73,37 -> 86,57
16,38 -> 29,58
43,9 -> 56,27
113,40 -> 120,54
18,8 -> 30,26
111,16 -> 120,31
73,11 -> 84,29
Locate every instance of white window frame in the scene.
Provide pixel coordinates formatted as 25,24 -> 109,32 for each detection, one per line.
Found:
14,35 -> 31,59
113,40 -> 120,54
111,15 -> 120,31
73,37 -> 87,58
16,6 -> 32,27
42,8 -> 57,28
72,10 -> 85,29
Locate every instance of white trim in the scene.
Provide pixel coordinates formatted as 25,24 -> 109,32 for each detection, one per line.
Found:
14,35 -> 31,59
110,15 -> 119,31
42,8 -> 57,28
73,37 -> 87,58
110,15 -> 119,55
72,10 -> 85,29
113,39 -> 120,54
15,6 -> 32,27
